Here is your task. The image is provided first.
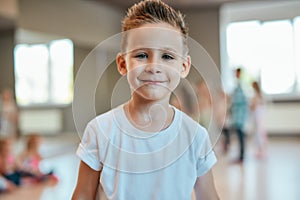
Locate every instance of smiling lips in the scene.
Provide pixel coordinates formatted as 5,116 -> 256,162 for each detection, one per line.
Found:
139,79 -> 167,84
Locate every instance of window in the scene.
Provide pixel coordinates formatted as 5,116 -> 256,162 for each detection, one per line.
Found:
14,39 -> 73,106
224,18 -> 300,98
226,21 -> 261,94
260,20 -> 294,94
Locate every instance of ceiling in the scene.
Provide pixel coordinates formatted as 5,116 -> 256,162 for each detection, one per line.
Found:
89,0 -> 241,9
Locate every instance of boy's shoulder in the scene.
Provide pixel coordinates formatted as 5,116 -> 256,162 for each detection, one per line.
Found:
88,105 -> 123,126
174,107 -> 204,127
173,107 -> 208,136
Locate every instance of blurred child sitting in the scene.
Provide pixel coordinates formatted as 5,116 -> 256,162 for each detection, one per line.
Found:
0,138 -> 23,186
19,134 -> 58,184
0,142 -> 17,193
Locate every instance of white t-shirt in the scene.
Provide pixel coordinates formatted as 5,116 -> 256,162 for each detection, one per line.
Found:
77,105 -> 217,200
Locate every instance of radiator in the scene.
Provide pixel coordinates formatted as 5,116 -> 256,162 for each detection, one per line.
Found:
19,109 -> 62,135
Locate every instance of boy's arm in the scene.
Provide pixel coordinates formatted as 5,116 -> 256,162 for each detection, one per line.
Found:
72,161 -> 101,200
194,169 -> 219,200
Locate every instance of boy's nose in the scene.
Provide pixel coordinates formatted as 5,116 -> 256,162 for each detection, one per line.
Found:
144,55 -> 163,73
144,63 -> 162,73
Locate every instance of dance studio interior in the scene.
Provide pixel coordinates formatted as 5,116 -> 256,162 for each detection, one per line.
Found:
0,0 -> 299,199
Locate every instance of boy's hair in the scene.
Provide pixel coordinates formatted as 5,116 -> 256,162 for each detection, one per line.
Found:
121,0 -> 188,53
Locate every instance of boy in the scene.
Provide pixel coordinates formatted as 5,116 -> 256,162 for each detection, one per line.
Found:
72,0 -> 219,199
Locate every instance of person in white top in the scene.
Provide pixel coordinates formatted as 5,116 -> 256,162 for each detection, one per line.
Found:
72,0 -> 219,199
250,81 -> 268,158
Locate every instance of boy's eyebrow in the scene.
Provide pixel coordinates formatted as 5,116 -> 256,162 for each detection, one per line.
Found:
124,47 -> 180,55
161,47 -> 179,54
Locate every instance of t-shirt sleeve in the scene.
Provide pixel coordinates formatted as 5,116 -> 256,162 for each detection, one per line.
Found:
196,129 -> 217,177
76,122 -> 103,171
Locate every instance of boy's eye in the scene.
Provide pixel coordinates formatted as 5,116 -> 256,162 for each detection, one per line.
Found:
135,53 -> 148,59
162,54 -> 174,60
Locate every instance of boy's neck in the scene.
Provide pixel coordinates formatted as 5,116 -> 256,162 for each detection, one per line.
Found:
124,96 -> 174,132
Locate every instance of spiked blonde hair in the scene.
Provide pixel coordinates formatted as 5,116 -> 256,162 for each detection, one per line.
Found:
121,0 -> 188,53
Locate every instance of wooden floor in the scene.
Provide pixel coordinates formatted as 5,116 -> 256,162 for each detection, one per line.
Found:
1,134 -> 300,200
213,136 -> 300,200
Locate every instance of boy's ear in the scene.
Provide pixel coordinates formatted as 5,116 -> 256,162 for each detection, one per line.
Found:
180,55 -> 191,78
116,53 -> 127,76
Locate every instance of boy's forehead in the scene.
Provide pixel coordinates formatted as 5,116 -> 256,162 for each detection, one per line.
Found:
125,24 -> 184,53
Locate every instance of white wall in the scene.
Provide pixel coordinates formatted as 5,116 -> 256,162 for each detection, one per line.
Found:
19,109 -> 62,134
265,103 -> 300,135
185,8 -> 220,68
18,0 -> 123,47
221,1 -> 300,23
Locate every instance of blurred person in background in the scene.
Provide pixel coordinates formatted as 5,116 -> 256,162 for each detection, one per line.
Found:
0,138 -> 22,186
0,136 -> 58,188
250,81 -> 268,159
19,134 -> 43,178
19,134 -> 59,184
229,68 -> 248,163
0,89 -> 19,139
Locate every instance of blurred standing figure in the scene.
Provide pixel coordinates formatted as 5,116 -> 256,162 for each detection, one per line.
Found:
250,81 -> 268,158
230,68 -> 248,162
0,89 -> 19,139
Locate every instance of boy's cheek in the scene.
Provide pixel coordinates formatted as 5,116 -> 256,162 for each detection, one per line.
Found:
126,71 -> 139,87
126,65 -> 140,74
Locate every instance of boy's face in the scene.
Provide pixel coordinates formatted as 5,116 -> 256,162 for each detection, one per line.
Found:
117,23 -> 191,101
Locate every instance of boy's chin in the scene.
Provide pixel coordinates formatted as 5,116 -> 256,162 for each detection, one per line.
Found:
134,90 -> 171,102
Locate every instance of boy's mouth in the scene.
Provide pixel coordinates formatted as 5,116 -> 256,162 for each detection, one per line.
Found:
139,79 -> 167,84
